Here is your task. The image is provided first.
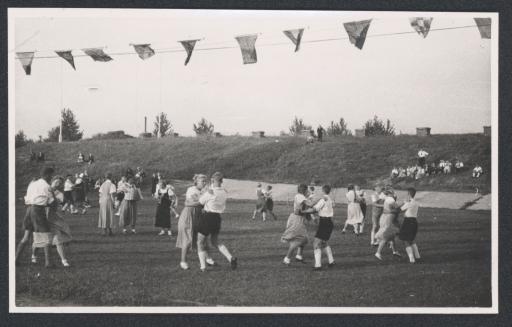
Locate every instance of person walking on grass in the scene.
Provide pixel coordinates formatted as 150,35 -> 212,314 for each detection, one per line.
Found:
196,172 -> 238,272
15,178 -> 39,266
370,185 -> 385,246
398,187 -> 421,264
312,185 -> 336,270
119,178 -> 143,234
342,184 -> 364,235
98,172 -> 117,236
61,174 -> 77,214
374,190 -> 402,260
281,184 -> 315,266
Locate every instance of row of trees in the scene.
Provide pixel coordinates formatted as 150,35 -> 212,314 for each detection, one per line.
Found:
15,108 -> 396,147
289,115 -> 395,137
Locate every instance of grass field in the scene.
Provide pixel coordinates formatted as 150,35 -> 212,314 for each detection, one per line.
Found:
14,185 -> 492,307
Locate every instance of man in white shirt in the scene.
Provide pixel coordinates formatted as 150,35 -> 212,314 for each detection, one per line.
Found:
16,167 -> 55,267
417,149 -> 428,167
196,172 -> 237,272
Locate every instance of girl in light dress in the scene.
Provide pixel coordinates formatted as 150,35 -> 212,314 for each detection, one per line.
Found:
342,184 -> 365,235
281,184 -> 316,265
176,174 -> 214,270
374,190 -> 402,260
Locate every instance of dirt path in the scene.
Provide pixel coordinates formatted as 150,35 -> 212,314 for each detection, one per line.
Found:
221,179 -> 491,210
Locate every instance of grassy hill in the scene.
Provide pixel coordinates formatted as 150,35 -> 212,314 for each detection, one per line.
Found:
15,134 -> 491,193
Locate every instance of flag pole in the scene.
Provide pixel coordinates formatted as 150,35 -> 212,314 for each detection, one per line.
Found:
58,60 -> 63,143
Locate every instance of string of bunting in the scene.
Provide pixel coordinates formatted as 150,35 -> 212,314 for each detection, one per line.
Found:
16,17 -> 491,75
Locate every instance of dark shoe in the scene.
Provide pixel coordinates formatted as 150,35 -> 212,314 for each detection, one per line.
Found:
328,262 -> 336,268
313,267 -> 322,271
295,257 -> 307,264
230,257 -> 238,270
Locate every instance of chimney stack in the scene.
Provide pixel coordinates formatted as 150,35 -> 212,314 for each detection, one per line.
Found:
144,116 -> 147,133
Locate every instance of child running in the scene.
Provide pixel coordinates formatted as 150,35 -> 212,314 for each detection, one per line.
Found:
312,185 -> 336,270
196,172 -> 238,272
398,187 -> 421,263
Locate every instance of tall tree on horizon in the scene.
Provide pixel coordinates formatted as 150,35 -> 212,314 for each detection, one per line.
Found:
45,108 -> 83,142
153,112 -> 173,137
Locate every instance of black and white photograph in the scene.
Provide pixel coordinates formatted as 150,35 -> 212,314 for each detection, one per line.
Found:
8,8 -> 498,314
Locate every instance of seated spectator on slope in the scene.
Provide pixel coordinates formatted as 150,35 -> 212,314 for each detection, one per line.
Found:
37,152 -> 45,162
30,150 -> 37,162
398,167 -> 406,178
455,160 -> 464,173
77,152 -> 84,163
472,165 -> 483,178
415,166 -> 425,180
417,149 -> 429,167
390,167 -> 399,179
443,161 -> 452,174
426,163 -> 437,176
88,153 -> 95,165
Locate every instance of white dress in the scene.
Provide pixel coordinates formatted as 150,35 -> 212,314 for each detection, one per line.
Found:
345,190 -> 364,225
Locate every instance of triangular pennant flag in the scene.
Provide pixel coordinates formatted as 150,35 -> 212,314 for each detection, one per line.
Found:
283,28 -> 305,52
16,52 -> 35,75
343,19 -> 372,50
55,50 -> 76,70
235,34 -> 258,64
82,48 -> 113,62
179,40 -> 199,65
409,17 -> 433,38
474,18 -> 491,39
132,44 -> 155,60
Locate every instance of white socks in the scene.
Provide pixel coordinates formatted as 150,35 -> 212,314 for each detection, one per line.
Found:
412,244 -> 420,259
359,223 -> 364,233
218,244 -> 232,262
314,249 -> 322,268
324,246 -> 334,264
405,246 -> 415,263
198,251 -> 207,270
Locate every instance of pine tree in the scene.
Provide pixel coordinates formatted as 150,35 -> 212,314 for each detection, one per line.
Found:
153,112 -> 173,137
193,118 -> 214,136
46,108 -> 83,142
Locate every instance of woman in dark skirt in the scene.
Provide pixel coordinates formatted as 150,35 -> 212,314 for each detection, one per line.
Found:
398,187 -> 421,264
154,180 -> 172,236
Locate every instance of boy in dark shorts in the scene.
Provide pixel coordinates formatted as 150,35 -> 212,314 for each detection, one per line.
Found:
399,187 -> 421,263
196,172 -> 237,272
312,185 -> 336,270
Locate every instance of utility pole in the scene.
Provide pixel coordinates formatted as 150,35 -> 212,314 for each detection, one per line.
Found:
58,61 -> 63,143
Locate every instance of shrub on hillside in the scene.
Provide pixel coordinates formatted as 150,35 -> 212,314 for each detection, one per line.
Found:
289,116 -> 312,136
327,118 -> 352,136
363,115 -> 395,136
15,130 -> 31,148
153,112 -> 173,137
193,118 -> 214,136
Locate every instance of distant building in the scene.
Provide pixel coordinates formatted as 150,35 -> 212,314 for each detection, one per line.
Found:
483,126 -> 491,136
355,129 -> 365,138
214,132 -> 222,137
252,131 -> 265,138
416,127 -> 431,137
139,132 -> 152,138
173,132 -> 179,137
300,129 -> 314,137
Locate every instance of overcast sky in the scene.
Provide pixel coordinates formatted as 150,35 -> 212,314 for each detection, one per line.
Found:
11,9 -> 492,138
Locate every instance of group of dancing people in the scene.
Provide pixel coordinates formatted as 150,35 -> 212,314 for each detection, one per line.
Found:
16,167 -> 421,271
280,183 -> 422,270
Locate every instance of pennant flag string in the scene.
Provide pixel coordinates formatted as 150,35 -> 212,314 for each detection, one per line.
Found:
474,18 -> 491,39
15,23 -> 490,62
343,19 -> 372,49
235,34 -> 258,64
132,44 -> 155,60
409,17 -> 433,38
82,48 -> 113,62
16,51 -> 35,75
283,28 -> 305,52
55,50 -> 76,70
179,40 -> 200,65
